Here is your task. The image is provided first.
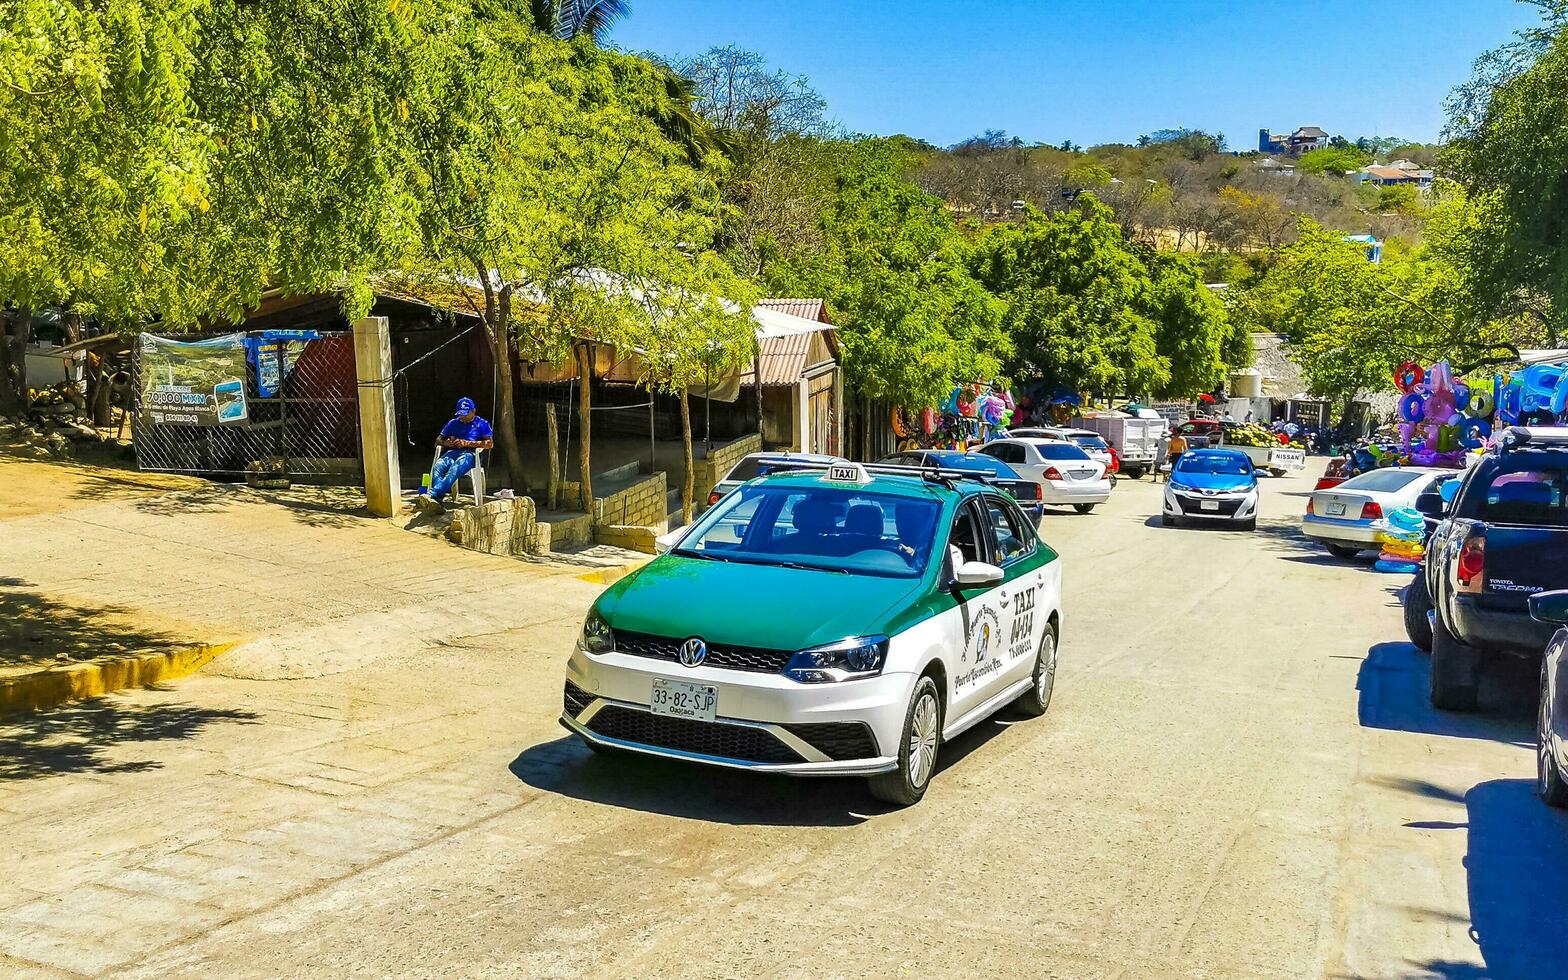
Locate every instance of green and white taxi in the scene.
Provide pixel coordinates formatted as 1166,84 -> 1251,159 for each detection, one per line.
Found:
561,461 -> 1063,806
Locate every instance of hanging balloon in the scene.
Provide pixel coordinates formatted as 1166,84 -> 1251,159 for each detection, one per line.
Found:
1398,393 -> 1426,424
1436,425 -> 1461,452
1499,383 -> 1523,423
1395,362 -> 1424,393
1458,416 -> 1493,450
920,406 -> 938,435
1469,388 -> 1495,419
1552,371 -> 1568,416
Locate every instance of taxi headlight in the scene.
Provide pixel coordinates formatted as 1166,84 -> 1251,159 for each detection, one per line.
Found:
1169,480 -> 1193,493
579,611 -> 615,654
783,635 -> 889,683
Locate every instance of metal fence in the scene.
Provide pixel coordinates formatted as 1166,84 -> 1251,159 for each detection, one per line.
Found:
131,331 -> 361,480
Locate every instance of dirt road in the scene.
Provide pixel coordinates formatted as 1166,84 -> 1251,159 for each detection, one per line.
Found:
2,467 -> 1561,978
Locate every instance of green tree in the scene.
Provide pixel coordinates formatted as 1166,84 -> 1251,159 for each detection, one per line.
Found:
1295,146 -> 1370,176
972,197 -> 1168,396
771,141 -> 1009,410
527,0 -> 629,42
1142,251 -> 1241,397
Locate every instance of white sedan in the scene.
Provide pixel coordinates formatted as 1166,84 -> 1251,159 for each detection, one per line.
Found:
1303,466 -> 1460,559
973,438 -> 1111,513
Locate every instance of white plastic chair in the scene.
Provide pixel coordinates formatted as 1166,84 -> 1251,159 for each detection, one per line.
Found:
429,445 -> 486,506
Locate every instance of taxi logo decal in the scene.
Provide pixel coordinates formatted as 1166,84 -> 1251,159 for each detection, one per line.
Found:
679,637 -> 708,668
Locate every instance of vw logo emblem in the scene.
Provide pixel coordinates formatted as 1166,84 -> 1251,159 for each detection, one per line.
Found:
678,637 -> 707,668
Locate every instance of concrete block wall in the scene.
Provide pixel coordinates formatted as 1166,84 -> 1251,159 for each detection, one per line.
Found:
693,433 -> 762,513
593,472 -> 667,532
445,496 -> 544,557
593,523 -> 658,553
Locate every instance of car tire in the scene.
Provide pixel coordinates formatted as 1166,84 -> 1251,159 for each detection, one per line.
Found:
868,675 -> 942,807
1325,543 -> 1362,560
1269,468 -> 1287,478
1123,466 -> 1144,480
1013,622 -> 1058,718
1539,662 -> 1568,808
1430,613 -> 1480,712
1404,573 -> 1434,652
1074,503 -> 1096,515
1162,513 -> 1178,528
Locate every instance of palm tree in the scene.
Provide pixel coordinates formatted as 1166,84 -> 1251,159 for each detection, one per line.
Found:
528,0 -> 629,42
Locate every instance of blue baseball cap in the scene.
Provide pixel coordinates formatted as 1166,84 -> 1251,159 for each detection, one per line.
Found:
455,397 -> 476,415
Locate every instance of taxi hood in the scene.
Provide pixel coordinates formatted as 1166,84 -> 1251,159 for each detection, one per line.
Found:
1174,470 -> 1254,491
597,554 -> 925,651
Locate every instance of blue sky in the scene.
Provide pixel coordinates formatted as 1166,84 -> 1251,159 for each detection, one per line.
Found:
614,0 -> 1544,148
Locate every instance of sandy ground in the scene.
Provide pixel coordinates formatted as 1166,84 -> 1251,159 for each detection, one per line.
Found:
1,465 -> 1562,978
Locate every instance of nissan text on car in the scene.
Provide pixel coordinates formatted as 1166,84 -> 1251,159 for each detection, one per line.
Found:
1161,448 -> 1260,530
561,461 -> 1063,806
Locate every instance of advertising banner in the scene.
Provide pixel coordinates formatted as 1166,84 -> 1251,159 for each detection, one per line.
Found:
138,333 -> 250,426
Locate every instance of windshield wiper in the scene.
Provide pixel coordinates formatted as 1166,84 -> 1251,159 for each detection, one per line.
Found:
672,549 -> 731,562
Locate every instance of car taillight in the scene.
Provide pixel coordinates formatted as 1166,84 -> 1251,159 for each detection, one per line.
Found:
1306,498 -> 1315,515
708,490 -> 721,506
1457,535 -> 1485,593
1359,501 -> 1382,520
1042,466 -> 1064,481
1025,481 -> 1042,499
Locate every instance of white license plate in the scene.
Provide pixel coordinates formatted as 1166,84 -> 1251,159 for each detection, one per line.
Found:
1200,500 -> 1220,511
650,678 -> 717,722
1327,502 -> 1346,516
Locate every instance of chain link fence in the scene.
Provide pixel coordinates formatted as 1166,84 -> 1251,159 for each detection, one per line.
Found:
131,330 -> 361,480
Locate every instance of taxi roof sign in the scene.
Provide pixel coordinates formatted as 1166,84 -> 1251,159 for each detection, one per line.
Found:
822,462 -> 873,485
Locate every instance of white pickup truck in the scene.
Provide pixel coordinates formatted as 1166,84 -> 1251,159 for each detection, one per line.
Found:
1235,443 -> 1306,477
1070,413 -> 1166,479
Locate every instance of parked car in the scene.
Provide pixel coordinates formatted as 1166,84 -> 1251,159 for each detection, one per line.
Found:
1161,448 -> 1260,530
561,460 -> 1064,806
1303,467 -> 1460,559
1009,427 -> 1116,477
1069,413 -> 1166,479
974,438 -> 1111,513
708,451 -> 843,507
1407,427 -> 1568,710
1528,589 -> 1568,807
876,450 -> 1044,518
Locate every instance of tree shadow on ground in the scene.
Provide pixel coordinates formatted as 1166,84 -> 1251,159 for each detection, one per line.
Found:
1356,641 -> 1533,745
246,486 -> 371,530
509,711 -> 1014,827
1405,779 -> 1568,979
0,691 -> 259,780
0,579 -> 185,674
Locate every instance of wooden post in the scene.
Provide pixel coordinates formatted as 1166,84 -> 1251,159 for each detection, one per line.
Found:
351,316 -> 401,518
545,402 -> 560,511
576,342 -> 593,513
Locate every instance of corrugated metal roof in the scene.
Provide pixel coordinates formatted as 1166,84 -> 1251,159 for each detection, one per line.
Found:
757,298 -> 827,323
757,333 -> 812,387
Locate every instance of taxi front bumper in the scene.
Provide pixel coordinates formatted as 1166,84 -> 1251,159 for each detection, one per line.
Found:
562,648 -> 909,776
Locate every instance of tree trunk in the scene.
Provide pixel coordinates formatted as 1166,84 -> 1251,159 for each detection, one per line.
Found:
680,388 -> 694,526
545,402 -> 560,511
486,324 -> 528,494
0,307 -> 31,416
576,341 -> 593,513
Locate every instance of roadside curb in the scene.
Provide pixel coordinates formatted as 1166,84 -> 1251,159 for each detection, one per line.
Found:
0,642 -> 236,716
575,558 -> 652,587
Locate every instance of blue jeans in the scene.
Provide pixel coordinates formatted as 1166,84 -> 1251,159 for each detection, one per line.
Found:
426,450 -> 476,501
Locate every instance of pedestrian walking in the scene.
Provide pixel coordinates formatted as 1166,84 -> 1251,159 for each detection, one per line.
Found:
1158,429 -> 1188,483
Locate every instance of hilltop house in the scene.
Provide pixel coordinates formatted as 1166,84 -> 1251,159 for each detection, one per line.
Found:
1354,161 -> 1435,189
1258,126 -> 1331,157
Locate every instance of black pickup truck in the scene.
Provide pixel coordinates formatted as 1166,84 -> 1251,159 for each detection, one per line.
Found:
1404,427 -> 1568,709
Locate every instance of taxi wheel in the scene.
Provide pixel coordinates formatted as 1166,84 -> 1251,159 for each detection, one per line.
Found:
1013,623 -> 1059,718
1074,503 -> 1096,515
869,676 -> 942,807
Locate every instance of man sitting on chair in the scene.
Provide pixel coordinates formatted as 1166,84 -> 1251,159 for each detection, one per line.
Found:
418,397 -> 493,513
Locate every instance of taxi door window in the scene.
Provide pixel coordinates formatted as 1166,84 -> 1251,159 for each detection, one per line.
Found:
949,501 -> 985,566
983,496 -> 1035,565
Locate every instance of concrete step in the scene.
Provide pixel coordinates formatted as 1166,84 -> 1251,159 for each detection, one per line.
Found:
533,509 -> 593,553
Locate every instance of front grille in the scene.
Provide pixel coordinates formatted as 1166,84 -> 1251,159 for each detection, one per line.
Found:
1176,495 -> 1244,516
615,630 -> 793,674
585,705 -> 802,763
563,680 -> 595,718
782,722 -> 879,761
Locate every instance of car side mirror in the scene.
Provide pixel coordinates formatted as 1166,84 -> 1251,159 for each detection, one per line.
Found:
1530,590 -> 1568,625
1254,467 -> 1268,477
955,560 -> 1004,587
1415,492 -> 1445,518
654,530 -> 683,555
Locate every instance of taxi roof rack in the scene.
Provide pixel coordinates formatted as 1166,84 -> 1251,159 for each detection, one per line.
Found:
754,456 -> 994,490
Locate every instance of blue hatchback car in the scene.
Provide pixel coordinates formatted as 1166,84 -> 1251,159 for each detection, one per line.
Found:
1162,448 -> 1260,530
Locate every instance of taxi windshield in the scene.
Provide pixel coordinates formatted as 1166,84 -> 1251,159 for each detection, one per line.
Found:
673,484 -> 940,578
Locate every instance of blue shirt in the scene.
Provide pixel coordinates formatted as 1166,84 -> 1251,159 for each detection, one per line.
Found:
439,415 -> 492,452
